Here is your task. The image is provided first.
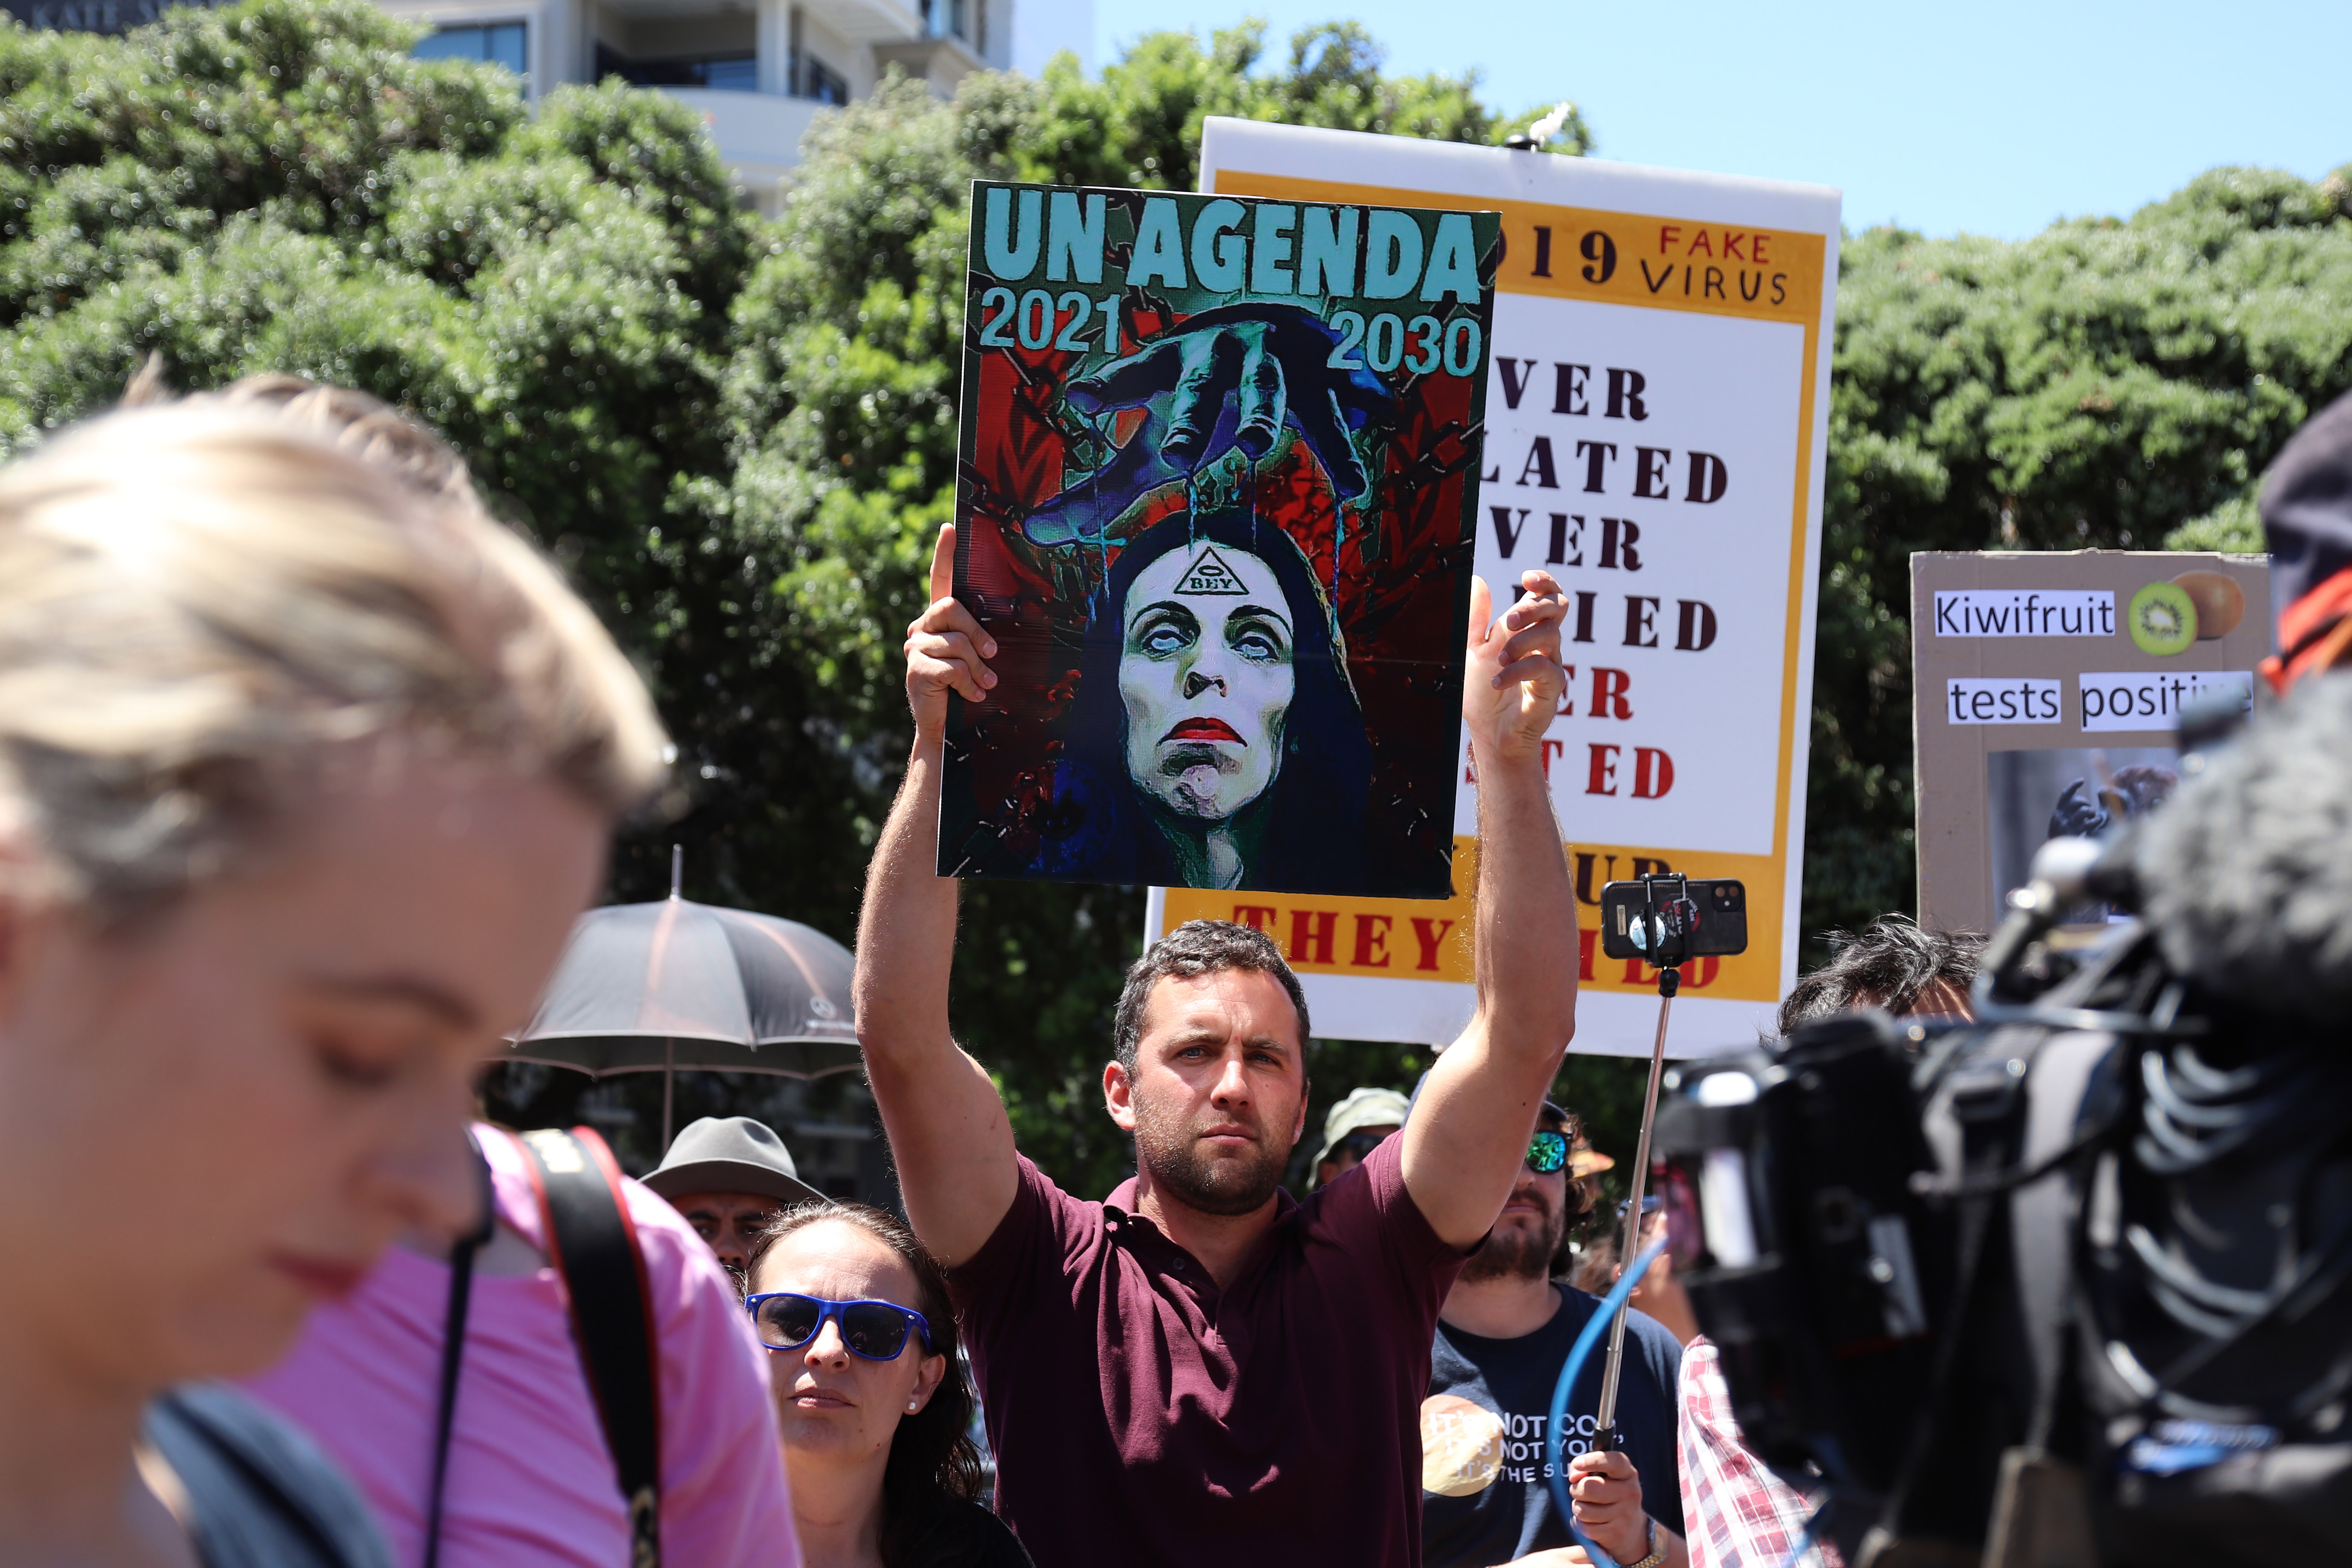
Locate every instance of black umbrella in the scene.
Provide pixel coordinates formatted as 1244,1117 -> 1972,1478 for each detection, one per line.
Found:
502,850 -> 862,1142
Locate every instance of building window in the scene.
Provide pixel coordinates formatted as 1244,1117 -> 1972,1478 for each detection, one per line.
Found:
800,55 -> 849,104
594,43 -> 758,92
919,0 -> 966,41
413,20 -> 528,79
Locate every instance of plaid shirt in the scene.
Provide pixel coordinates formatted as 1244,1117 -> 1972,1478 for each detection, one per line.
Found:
1677,1337 -> 1843,1568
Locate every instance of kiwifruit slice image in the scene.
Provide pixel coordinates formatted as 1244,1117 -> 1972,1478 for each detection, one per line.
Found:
2129,580 -> 2199,655
2170,570 -> 2245,639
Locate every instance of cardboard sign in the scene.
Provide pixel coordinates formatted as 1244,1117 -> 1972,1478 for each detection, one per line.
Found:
939,181 -> 1500,898
1912,550 -> 2270,934
1145,121 -> 1841,1056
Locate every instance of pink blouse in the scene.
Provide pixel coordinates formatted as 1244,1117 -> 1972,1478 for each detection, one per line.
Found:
247,1126 -> 797,1567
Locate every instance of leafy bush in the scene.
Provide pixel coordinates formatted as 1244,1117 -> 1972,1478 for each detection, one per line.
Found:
5,0 -> 2346,1188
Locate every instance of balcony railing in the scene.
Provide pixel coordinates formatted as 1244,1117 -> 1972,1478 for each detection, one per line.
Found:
658,87 -> 826,176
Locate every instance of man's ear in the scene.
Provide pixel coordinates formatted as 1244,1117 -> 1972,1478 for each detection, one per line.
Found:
1291,1074 -> 1311,1147
1103,1059 -> 1137,1132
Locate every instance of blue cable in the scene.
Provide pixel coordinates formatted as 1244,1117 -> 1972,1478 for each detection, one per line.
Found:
1545,1235 -> 1672,1568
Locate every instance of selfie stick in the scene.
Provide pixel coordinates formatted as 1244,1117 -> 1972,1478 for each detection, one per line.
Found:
1594,876 -> 1688,1450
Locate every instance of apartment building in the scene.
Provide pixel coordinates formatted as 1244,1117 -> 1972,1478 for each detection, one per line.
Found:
392,0 -> 1091,210
3,0 -> 1093,213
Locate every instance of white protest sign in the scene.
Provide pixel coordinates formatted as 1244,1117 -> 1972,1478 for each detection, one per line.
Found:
1144,120 -> 1840,1057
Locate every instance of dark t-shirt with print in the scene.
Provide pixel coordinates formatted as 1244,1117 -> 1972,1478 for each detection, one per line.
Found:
1422,1285 -> 1684,1568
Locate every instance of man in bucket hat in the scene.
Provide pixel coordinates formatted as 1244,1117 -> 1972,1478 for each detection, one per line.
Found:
646,1115 -> 827,1282
1311,1087 -> 1413,1190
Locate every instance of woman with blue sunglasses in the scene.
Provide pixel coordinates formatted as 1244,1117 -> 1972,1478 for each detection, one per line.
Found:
746,1205 -> 1031,1568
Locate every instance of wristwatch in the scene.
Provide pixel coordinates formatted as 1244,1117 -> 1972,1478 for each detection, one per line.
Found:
1623,1516 -> 1665,1568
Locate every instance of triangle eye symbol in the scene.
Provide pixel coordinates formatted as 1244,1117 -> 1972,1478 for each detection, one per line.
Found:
1176,545 -> 1248,596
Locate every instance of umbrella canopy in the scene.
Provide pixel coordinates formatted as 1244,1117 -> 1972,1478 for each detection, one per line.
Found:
504,894 -> 862,1081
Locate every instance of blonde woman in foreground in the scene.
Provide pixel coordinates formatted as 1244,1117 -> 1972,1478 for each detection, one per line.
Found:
0,376 -> 667,1566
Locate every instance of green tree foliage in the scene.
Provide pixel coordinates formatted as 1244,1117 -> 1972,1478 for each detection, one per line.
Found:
8,1 -> 2347,1192
1811,167 -> 2352,942
1012,20 -> 1587,192
0,2 -> 1595,1194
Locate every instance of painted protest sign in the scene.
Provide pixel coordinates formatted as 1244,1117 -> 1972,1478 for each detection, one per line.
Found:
1147,121 -> 1840,1056
938,182 -> 1500,898
1912,551 -> 2270,935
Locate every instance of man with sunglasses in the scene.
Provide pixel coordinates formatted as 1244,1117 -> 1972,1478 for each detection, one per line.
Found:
855,538 -> 1580,1568
1311,1087 -> 1413,1190
1424,1107 -> 1687,1568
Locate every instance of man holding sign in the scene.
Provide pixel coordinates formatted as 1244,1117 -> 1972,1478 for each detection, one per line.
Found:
853,524 -> 1580,1565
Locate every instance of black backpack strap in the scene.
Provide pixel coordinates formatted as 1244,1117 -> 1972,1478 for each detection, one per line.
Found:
514,1127 -> 663,1568
424,1140 -> 498,1568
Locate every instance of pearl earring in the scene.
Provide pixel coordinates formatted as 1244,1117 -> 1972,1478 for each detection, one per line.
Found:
907,1400 -> 919,1411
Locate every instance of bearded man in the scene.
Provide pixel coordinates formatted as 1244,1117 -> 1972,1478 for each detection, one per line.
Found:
853,529 -> 1582,1568
1423,1104 -> 1687,1568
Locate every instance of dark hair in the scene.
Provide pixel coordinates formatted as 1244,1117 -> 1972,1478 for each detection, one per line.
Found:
1113,918 -> 1309,1073
746,1204 -> 984,1565
1041,503 -> 1377,892
1776,916 -> 1985,1037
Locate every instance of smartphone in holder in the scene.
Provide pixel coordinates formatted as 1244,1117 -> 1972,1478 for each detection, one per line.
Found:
1597,875 -> 1750,965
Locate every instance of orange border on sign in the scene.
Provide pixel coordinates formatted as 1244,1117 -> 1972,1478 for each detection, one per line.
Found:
1162,836 -> 1786,1001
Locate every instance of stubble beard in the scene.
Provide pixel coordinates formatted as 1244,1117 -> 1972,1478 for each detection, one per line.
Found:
1460,1196 -> 1565,1285
1131,1095 -> 1290,1218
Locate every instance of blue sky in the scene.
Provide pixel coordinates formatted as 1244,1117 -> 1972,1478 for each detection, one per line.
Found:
1092,0 -> 2351,239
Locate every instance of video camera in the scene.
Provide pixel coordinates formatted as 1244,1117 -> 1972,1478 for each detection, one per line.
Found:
1649,692 -> 2352,1567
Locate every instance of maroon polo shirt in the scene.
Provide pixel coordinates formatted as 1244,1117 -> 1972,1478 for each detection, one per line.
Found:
949,1132 -> 1467,1567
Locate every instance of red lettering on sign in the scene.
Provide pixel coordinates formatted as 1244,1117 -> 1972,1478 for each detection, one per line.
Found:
1290,908 -> 1337,966
1578,927 -> 1597,982
1633,747 -> 1675,798
1721,233 -> 1747,262
1411,917 -> 1456,972
1590,666 -> 1633,720
1352,914 -> 1394,968
1657,224 -> 1682,255
1232,904 -> 1277,932
1687,229 -> 1713,258
1587,743 -> 1621,795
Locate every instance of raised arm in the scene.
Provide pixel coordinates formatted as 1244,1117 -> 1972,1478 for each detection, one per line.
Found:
853,525 -> 1019,1266
1402,569 -> 1579,1248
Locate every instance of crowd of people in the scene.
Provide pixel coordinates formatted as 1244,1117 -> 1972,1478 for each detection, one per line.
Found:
0,370 -> 2345,1568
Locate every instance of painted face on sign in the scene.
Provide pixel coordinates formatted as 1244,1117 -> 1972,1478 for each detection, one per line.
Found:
1118,542 -> 1296,831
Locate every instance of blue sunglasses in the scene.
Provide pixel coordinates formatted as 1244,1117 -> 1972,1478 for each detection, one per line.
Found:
746,1292 -> 935,1361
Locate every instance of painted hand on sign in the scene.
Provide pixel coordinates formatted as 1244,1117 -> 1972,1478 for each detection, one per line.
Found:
1021,303 -> 1395,549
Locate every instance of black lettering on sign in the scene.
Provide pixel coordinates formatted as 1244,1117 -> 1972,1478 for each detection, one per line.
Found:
1496,358 -> 1536,410
1175,546 -> 1248,596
